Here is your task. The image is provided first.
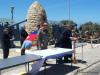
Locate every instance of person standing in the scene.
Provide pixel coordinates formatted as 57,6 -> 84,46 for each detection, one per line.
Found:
38,22 -> 49,50
20,25 -> 28,46
1,28 -> 12,59
55,25 -> 77,63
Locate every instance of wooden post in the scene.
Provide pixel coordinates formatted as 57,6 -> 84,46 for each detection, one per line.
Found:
72,40 -> 78,64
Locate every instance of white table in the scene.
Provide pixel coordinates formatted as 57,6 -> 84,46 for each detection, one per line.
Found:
26,48 -> 74,75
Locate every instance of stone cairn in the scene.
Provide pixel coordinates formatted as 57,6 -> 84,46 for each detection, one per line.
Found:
25,1 -> 48,34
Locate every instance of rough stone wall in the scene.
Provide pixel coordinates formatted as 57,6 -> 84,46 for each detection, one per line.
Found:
26,1 -> 47,34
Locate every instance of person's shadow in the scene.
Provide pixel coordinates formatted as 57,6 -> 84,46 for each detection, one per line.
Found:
37,63 -> 80,75
78,59 -> 87,63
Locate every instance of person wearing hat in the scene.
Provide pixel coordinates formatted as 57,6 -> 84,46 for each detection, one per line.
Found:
1,28 -> 13,59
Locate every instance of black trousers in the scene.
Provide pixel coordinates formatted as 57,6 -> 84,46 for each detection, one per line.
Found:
3,47 -> 9,59
64,54 -> 72,61
21,40 -> 24,46
57,54 -> 72,63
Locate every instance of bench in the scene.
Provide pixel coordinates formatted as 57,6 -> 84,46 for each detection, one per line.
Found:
0,54 -> 41,75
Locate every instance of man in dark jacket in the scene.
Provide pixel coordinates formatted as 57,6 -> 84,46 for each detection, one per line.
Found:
1,28 -> 11,59
55,25 -> 77,63
20,25 -> 28,46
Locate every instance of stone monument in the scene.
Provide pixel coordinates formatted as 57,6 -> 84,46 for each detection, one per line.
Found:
26,1 -> 48,34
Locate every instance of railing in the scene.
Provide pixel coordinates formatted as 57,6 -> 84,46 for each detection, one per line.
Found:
89,38 -> 100,48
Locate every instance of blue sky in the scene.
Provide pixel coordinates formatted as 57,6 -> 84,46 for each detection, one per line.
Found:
0,0 -> 100,25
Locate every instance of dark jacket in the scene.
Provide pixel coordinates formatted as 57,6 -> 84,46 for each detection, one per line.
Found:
55,29 -> 72,49
1,33 -> 11,48
20,29 -> 28,45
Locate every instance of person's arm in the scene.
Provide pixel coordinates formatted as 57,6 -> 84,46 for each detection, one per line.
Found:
70,37 -> 77,41
64,30 -> 77,41
10,36 -> 14,41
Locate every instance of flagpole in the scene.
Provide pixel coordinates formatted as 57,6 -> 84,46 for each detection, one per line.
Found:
68,0 -> 70,25
67,0 -> 78,64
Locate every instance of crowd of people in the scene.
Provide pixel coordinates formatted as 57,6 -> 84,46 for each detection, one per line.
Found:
1,22 -> 77,64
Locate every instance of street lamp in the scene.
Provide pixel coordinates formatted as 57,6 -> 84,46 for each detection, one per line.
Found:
10,6 -> 15,48
10,6 -> 14,22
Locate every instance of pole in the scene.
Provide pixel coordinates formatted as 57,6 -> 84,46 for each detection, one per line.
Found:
91,38 -> 93,48
68,0 -> 70,25
81,44 -> 83,62
10,6 -> 14,24
73,40 -> 78,64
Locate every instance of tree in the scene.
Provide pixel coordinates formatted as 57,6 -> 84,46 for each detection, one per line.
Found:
60,20 -> 76,25
79,21 -> 100,39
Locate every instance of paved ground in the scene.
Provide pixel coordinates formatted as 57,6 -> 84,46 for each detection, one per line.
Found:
71,43 -> 100,75
86,62 -> 100,75
76,60 -> 100,75
0,43 -> 100,75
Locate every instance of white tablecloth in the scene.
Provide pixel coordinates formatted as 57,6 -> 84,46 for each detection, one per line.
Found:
26,48 -> 74,75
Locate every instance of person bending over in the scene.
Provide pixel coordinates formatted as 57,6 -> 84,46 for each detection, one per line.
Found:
21,29 -> 38,55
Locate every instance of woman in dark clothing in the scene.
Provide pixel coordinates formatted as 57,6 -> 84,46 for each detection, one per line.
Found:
1,28 -> 11,59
